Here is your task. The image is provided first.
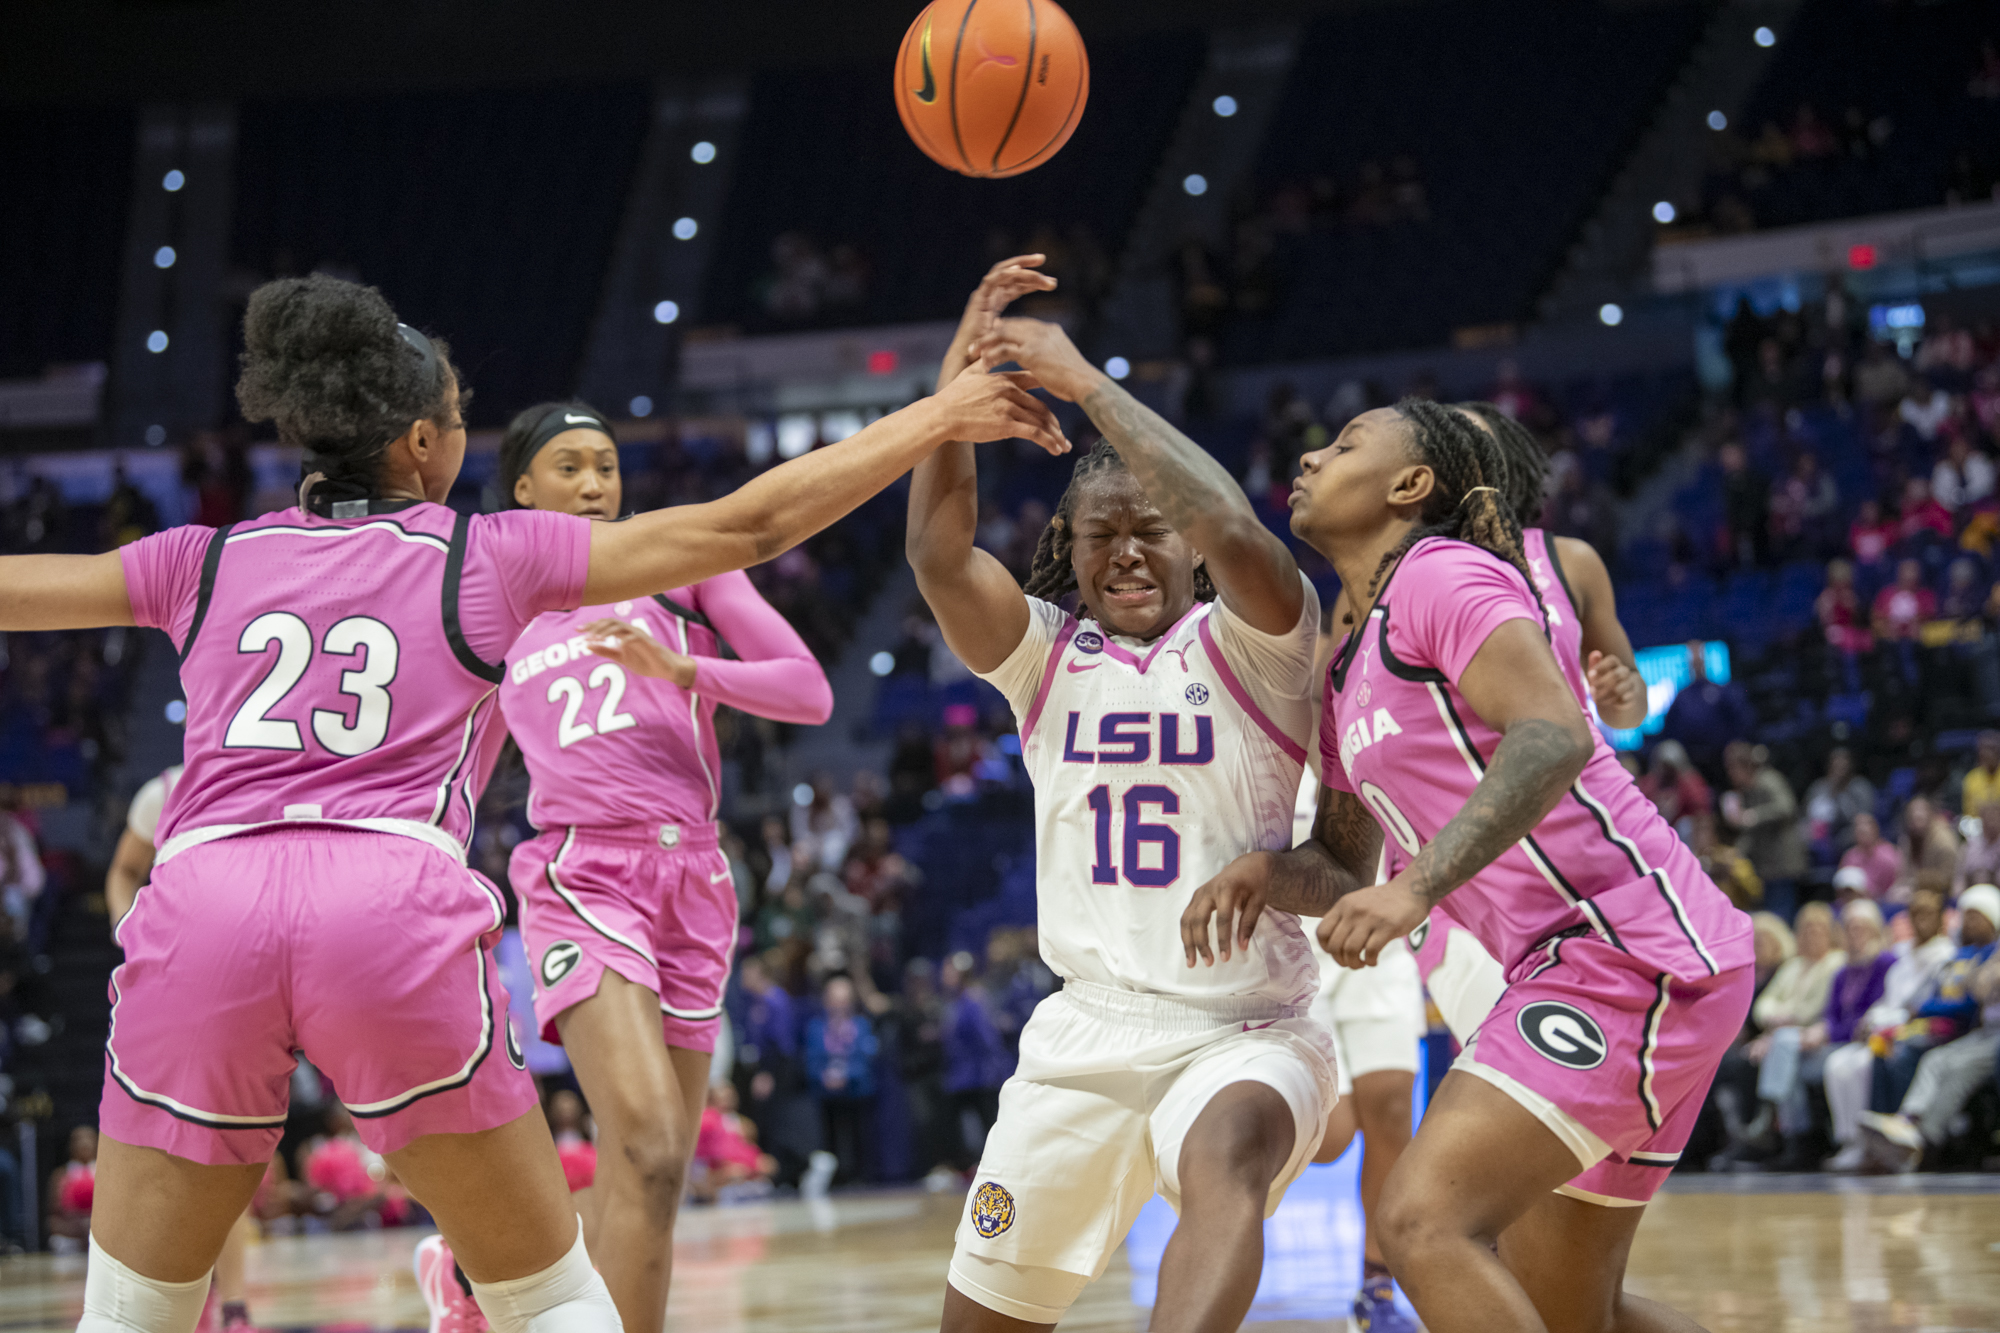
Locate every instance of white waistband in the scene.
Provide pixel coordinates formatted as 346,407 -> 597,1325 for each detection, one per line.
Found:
155,817 -> 468,866
1057,978 -> 1305,1032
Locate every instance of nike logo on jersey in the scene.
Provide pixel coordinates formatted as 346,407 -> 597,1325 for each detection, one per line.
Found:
1065,661 -> 1100,674
1338,707 -> 1403,769
1243,1019 -> 1278,1032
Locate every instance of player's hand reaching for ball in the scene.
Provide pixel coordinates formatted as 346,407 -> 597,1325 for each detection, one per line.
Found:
581,618 -> 698,688
972,317 -> 1106,405
1586,651 -> 1644,727
1180,851 -> 1274,968
1316,876 -> 1427,970
930,362 -> 1070,456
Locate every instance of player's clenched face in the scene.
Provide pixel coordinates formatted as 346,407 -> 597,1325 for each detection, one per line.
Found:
1069,471 -> 1202,640
1288,407 -> 1433,549
512,430 -> 623,519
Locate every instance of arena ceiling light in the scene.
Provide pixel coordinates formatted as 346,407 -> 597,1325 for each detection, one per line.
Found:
1652,201 -> 1677,224
653,300 -> 680,324
1182,174 -> 1207,196
1706,110 -> 1728,131
161,169 -> 185,192
690,141 -> 717,164
1754,26 -> 1775,46
1599,304 -> 1624,327
1105,356 -> 1131,380
1212,95 -> 1238,117
672,217 -> 699,240
146,330 -> 169,353
154,245 -> 176,268
629,395 -> 654,417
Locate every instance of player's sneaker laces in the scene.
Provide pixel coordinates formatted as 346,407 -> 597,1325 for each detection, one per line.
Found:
1350,1272 -> 1421,1332
414,1233 -> 489,1333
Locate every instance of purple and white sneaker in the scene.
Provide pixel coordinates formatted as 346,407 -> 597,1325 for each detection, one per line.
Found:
1350,1271 -> 1423,1332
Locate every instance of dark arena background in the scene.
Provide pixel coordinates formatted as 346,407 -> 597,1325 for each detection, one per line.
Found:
3,1 -> 2000,1329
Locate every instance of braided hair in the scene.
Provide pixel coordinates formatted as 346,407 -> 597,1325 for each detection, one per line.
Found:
1453,400 -> 1548,528
1365,398 -> 1549,629
1021,439 -> 1217,616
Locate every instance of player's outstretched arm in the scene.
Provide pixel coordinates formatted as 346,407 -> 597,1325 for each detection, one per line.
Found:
1318,620 -> 1593,968
1558,536 -> 1646,730
972,317 -> 1303,636
583,365 -> 1067,608
1180,784 -> 1383,967
905,257 -> 1061,673
0,553 -> 134,632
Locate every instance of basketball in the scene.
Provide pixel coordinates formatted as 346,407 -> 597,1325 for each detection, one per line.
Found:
893,0 -> 1089,179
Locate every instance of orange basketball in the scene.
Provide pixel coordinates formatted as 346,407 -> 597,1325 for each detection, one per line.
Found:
894,0 -> 1090,179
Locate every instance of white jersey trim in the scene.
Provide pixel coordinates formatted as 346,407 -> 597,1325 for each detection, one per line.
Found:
224,521 -> 450,554
156,816 -> 469,867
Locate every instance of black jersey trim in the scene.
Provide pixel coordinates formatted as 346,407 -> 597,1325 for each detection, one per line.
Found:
1538,530 -> 1581,619
650,594 -> 739,661
177,524 -> 235,665
345,944 -> 496,1119
1376,601 -> 1449,684
443,513 -> 505,684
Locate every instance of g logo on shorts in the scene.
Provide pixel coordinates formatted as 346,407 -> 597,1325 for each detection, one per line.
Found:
970,1181 -> 1016,1238
1517,1001 -> 1608,1070
540,941 -> 584,988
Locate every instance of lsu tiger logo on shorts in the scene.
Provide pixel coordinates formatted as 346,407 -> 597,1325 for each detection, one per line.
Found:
970,1181 -> 1016,1238
541,940 -> 584,988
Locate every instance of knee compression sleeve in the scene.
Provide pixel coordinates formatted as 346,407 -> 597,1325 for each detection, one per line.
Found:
947,1250 -> 1091,1325
466,1221 -> 622,1333
77,1233 -> 213,1333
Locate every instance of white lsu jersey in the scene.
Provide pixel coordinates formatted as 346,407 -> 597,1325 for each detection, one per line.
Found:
978,579 -> 1322,1007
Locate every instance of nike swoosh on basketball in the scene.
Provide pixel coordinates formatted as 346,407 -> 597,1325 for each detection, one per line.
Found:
914,18 -> 937,103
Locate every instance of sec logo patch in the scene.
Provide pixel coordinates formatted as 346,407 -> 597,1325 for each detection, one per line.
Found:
970,1181 -> 1016,1238
1517,1001 -> 1608,1070
1185,683 -> 1210,705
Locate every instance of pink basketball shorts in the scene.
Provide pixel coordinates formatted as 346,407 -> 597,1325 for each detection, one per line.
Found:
102,827 -> 537,1166
511,822 -> 738,1053
1455,929 -> 1753,1206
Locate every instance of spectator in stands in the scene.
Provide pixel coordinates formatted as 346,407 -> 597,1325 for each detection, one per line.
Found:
1873,559 -> 1938,643
1855,343 -> 1912,408
1816,558 -> 1874,655
939,951 -> 1007,1173
1856,884 -> 2000,1167
1486,360 -> 1540,422
1725,299 -> 1768,404
1695,811 -> 1763,910
1942,556 -> 1990,622
1719,441 -> 1771,566
1899,376 -> 1956,442
1825,888 -> 1956,1168
0,807 -> 42,939
1972,365 -> 2000,440
1848,500 -> 1897,572
300,1105 -> 412,1230
1758,899 -> 1892,1168
1722,742 -> 1808,921
932,703 -> 991,798
804,975 -> 878,1186
1894,798 -> 1962,901
791,773 -> 858,875
1770,452 -> 1840,559
1661,642 -> 1755,784
1838,813 -> 1905,904
1803,746 -> 1876,856
1713,905 -> 1842,1166
894,958 -> 951,1183
691,1082 -> 778,1203
1639,739 -> 1712,843
46,1126 -> 96,1251
1933,435 -> 1995,512
1897,478 -> 1955,545
1960,732 -> 2000,816
1957,801 -> 2000,891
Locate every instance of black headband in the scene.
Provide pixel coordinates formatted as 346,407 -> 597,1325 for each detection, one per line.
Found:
521,405 -> 617,464
397,322 -> 439,384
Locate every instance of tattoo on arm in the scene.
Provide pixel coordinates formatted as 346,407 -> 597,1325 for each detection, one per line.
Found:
1265,787 -> 1383,916
1402,718 -> 1589,908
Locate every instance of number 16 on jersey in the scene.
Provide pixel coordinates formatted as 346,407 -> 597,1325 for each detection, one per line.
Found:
1085,784 -> 1181,887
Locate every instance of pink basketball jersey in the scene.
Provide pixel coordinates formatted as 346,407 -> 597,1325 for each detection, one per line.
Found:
1521,528 -> 1588,709
503,589 -> 731,830
120,501 -> 590,858
1319,537 -> 1751,982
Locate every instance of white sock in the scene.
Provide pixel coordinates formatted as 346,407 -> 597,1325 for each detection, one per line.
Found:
467,1221 -> 623,1333
77,1233 -> 213,1333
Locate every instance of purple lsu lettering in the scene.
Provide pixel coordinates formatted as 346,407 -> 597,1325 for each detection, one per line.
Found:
1060,710 -> 1214,765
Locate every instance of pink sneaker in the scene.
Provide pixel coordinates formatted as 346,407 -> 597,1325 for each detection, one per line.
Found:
414,1234 -> 489,1333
